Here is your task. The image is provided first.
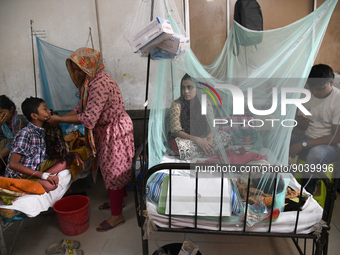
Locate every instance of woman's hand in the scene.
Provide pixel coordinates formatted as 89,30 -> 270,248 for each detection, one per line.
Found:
195,137 -> 214,155
46,114 -> 61,126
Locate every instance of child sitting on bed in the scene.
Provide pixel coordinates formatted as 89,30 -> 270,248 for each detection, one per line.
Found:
5,97 -> 83,192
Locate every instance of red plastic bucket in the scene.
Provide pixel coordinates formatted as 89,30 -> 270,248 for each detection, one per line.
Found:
53,195 -> 90,236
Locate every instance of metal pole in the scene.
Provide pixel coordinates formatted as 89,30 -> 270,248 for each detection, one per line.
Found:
184,0 -> 190,39
313,0 -> 317,11
30,20 -> 37,97
227,0 -> 230,35
142,0 -> 155,171
95,0 -> 103,54
141,2 -> 155,254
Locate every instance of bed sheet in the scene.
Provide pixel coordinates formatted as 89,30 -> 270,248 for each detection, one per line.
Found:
0,159 -> 92,218
0,170 -> 71,217
147,155 -> 323,234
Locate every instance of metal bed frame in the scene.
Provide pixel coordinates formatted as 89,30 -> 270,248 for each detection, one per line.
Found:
0,217 -> 25,255
131,141 -> 338,255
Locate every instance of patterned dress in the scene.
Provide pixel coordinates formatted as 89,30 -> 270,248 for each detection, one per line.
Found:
74,70 -> 134,190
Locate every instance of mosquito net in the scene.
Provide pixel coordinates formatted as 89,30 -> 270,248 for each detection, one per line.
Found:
36,37 -> 77,116
138,0 -> 338,168
36,37 -> 86,134
34,0 -> 338,225
125,0 -> 337,224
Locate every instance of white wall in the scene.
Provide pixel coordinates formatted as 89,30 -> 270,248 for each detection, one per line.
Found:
0,0 -> 184,113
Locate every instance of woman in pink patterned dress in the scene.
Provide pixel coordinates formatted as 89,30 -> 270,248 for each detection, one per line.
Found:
48,48 -> 134,232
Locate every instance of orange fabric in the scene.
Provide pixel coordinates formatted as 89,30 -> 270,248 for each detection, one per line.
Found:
64,131 -> 85,151
242,196 -> 273,207
0,177 -> 45,194
285,187 -> 300,199
262,196 -> 274,207
263,208 -> 280,221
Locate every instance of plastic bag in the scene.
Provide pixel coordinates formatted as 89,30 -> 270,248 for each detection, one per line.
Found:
59,123 -> 85,135
178,241 -> 199,255
238,200 -> 269,227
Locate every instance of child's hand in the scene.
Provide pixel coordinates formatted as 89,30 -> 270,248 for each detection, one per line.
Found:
47,174 -> 59,186
71,152 -> 85,170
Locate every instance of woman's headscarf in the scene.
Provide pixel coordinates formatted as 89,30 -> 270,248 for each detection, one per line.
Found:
66,48 -> 105,158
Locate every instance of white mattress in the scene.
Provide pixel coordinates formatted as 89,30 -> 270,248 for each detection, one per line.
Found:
146,155 -> 324,234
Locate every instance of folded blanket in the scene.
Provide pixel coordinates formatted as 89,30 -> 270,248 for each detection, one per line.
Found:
0,177 -> 45,195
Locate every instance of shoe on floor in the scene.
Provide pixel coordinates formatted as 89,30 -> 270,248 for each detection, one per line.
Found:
64,249 -> 83,255
45,239 -> 80,254
96,219 -> 125,232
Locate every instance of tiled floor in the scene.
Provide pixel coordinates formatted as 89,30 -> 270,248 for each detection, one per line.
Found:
3,174 -> 340,255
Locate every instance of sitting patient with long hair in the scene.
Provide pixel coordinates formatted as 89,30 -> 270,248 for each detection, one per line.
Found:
169,74 -> 230,160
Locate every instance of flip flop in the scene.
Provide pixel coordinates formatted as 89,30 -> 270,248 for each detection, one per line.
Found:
64,249 -> 83,255
96,219 -> 125,232
46,239 -> 80,254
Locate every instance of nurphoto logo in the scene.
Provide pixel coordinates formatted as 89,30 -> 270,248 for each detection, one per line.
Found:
199,82 -> 312,129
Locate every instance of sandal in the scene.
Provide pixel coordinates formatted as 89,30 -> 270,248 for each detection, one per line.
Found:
64,249 -> 83,255
96,219 -> 125,232
46,239 -> 80,254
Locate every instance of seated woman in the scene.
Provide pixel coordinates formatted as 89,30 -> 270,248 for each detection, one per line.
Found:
169,74 -> 230,160
0,95 -> 28,174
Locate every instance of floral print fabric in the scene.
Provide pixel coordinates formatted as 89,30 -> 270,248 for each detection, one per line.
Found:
73,70 -> 134,190
66,48 -> 105,158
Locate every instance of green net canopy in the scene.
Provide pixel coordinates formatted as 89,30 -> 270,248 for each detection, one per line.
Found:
125,0 -> 338,225
142,0 -> 338,168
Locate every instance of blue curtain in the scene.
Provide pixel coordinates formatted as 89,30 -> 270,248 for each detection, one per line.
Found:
36,37 -> 78,115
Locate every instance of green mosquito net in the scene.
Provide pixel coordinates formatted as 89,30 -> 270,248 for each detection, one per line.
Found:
141,0 -> 338,168
125,0 -> 338,225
